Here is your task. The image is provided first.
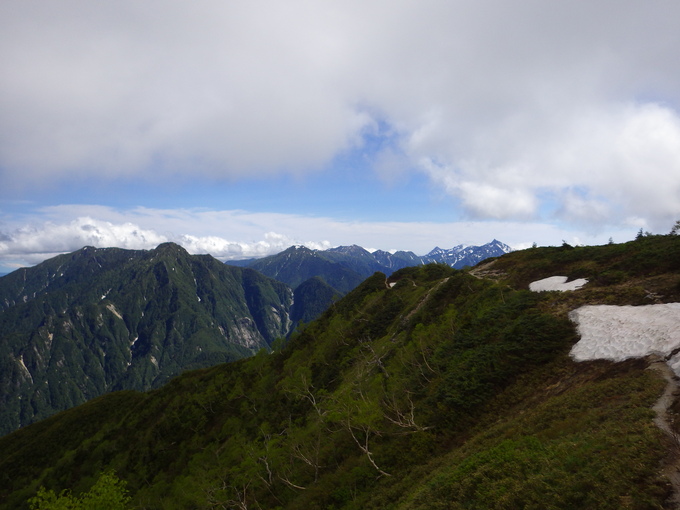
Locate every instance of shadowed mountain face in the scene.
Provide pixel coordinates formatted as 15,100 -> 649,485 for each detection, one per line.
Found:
0,243 -> 294,435
237,245 -> 367,294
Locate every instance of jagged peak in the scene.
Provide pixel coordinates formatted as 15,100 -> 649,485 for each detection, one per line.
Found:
427,246 -> 444,255
486,239 -> 513,252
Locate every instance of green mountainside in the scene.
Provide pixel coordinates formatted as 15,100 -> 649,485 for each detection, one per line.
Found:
231,241 -> 511,298
0,243 -> 295,436
289,276 -> 342,327
229,241 -> 512,332
321,245 -> 390,275
230,245 -> 366,328
237,245 -> 367,294
2,235 -> 680,509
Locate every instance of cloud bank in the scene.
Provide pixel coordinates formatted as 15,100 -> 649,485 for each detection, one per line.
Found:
0,215 -> 329,268
2,1 -> 680,231
0,205 -> 629,271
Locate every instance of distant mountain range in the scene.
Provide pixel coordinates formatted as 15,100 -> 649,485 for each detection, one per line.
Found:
420,239 -> 513,267
228,239 -> 512,292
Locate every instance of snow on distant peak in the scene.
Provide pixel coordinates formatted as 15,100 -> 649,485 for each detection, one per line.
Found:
529,276 -> 588,292
569,303 -> 680,375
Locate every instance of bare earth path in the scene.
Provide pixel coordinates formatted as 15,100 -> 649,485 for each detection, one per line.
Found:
648,356 -> 680,508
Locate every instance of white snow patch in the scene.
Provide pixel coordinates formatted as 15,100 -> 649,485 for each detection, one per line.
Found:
530,276 -> 588,292
569,303 -> 680,374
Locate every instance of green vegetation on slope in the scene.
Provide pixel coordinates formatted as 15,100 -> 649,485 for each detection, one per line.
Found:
29,471 -> 130,510
1,236 -> 679,509
243,245 -> 367,294
0,243 -> 294,436
490,234 -> 680,293
289,276 -> 342,327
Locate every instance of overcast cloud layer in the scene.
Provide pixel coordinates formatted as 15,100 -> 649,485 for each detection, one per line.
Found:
1,1 -> 680,269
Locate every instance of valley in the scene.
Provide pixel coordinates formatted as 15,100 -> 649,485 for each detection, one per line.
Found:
0,235 -> 679,508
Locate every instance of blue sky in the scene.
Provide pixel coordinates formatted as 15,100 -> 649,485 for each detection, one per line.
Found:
2,1 -> 680,273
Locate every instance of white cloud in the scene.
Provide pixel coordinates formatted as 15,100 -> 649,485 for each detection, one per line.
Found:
178,232 -> 332,259
0,205 -> 633,271
416,102 -> 680,228
0,1 -> 374,184
1,1 -> 680,232
0,209 -> 340,269
0,217 -> 168,266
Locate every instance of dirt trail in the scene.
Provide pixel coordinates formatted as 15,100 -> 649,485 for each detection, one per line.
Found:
468,259 -> 507,282
647,357 -> 680,508
400,277 -> 449,324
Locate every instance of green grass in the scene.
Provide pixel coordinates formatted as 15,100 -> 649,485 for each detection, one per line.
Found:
399,361 -> 668,509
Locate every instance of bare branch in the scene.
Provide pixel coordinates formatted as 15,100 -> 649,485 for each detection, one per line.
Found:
345,418 -> 391,477
382,392 -> 432,433
278,475 -> 306,490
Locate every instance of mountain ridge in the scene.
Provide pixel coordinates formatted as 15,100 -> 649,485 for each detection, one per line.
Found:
229,239 -> 512,293
0,243 -> 296,435
0,240 -> 510,436
1,235 -> 679,508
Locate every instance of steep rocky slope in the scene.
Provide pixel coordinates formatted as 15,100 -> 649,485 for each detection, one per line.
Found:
0,243 -> 293,435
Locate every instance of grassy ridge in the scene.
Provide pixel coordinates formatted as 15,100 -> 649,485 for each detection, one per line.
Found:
400,359 -> 667,509
1,236 -> 679,508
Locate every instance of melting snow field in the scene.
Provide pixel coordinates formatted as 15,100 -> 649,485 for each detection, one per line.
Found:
529,275 -> 680,374
569,303 -> 680,374
529,276 -> 588,292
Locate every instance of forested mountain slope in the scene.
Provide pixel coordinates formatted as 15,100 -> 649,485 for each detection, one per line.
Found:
1,235 -> 680,509
0,243 -> 294,436
233,245 -> 367,293
229,239 -> 512,294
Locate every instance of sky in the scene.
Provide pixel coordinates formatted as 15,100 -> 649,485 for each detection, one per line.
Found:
2,1 -> 680,273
